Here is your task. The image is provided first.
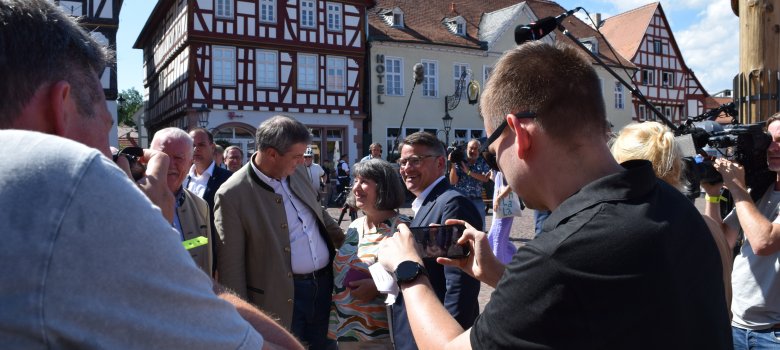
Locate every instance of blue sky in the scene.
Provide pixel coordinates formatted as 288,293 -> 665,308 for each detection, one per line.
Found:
116,1 -> 737,97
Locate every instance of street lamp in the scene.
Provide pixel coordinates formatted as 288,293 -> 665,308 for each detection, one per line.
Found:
196,104 -> 210,128
442,112 -> 453,147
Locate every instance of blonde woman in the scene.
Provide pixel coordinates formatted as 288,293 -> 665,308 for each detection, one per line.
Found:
611,121 -> 733,310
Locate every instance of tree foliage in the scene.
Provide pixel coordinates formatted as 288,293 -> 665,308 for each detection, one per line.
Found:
118,87 -> 143,127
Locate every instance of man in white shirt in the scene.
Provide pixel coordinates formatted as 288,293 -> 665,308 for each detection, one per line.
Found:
187,128 -> 232,273
216,115 -> 344,349
703,113 -> 780,350
303,147 -> 326,198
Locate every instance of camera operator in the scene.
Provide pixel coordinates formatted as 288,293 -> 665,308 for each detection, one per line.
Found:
702,113 -> 780,349
448,139 -> 490,226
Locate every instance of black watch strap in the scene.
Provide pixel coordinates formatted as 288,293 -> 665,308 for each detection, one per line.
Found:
394,261 -> 427,287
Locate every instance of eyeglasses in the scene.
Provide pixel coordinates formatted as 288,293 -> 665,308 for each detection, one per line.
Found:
399,154 -> 437,168
481,112 -> 536,171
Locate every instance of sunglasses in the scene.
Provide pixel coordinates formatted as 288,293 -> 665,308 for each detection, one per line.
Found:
480,112 -> 536,171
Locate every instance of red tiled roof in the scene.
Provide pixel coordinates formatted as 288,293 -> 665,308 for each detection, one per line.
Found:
599,2 -> 659,61
368,0 -> 634,68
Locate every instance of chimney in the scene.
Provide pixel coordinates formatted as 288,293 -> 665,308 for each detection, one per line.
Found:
595,13 -> 602,28
450,2 -> 456,14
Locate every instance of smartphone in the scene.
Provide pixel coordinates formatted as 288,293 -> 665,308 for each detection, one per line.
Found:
407,224 -> 470,259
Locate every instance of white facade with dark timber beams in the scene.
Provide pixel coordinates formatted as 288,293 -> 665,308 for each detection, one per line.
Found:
600,2 -> 712,125
135,0 -> 370,165
55,0 -> 122,147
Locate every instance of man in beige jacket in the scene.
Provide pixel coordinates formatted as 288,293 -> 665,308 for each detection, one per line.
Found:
216,115 -> 344,349
151,128 -> 213,275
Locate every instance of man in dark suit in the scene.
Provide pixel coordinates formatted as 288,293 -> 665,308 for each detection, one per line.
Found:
391,131 -> 483,350
186,128 -> 232,272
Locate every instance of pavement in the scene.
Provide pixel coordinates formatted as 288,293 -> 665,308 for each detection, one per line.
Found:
325,196 -> 708,313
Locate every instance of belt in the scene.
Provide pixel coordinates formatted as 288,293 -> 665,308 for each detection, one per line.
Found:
292,266 -> 331,280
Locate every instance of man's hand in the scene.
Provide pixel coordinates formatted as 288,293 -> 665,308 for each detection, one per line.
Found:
437,219 -> 505,288
349,278 -> 380,302
714,158 -> 747,193
379,223 -> 423,272
137,149 -> 175,224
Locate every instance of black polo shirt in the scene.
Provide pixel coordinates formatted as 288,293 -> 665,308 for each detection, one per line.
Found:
471,160 -> 731,349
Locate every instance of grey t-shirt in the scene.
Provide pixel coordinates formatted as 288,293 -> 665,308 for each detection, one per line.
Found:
724,187 -> 780,329
0,130 -> 263,349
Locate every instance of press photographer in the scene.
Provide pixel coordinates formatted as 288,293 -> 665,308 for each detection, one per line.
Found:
701,112 -> 780,349
448,139 -> 490,226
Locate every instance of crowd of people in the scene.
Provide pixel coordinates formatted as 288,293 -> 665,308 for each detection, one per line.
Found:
2,1 -> 779,349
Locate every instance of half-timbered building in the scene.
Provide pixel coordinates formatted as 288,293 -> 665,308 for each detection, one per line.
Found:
135,0 -> 370,164
600,2 -> 711,124
55,0 -> 122,147
367,0 -> 635,159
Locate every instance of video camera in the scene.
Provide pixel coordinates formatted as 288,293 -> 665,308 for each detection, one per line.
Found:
677,103 -> 774,200
448,143 -> 466,164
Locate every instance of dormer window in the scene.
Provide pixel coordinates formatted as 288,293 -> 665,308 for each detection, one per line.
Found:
579,37 -> 598,54
381,7 -> 404,28
444,16 -> 467,37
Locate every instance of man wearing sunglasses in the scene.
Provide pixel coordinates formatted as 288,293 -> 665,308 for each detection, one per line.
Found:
391,131 -> 483,350
379,41 -> 731,349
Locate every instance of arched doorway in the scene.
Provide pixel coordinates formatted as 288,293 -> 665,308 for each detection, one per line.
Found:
212,123 -> 256,165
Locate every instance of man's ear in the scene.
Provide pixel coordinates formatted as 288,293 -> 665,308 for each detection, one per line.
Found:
47,81 -> 73,137
507,114 -> 531,159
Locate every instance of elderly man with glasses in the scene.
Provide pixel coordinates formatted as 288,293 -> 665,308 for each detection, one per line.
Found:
389,131 -> 483,350
378,42 -> 731,349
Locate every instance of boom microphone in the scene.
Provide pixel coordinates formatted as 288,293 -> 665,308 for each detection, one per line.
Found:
412,63 -> 425,85
514,7 -> 582,45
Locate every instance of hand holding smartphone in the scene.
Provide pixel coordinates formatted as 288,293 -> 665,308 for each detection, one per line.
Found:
406,224 -> 470,259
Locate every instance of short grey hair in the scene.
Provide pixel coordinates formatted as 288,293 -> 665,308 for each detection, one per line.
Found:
0,0 -> 112,126
255,115 -> 312,153
346,159 -> 405,210
151,127 -> 193,156
224,145 -> 243,157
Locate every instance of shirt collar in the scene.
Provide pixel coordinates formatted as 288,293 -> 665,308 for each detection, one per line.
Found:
411,176 -> 446,214
250,157 -> 285,187
189,160 -> 216,178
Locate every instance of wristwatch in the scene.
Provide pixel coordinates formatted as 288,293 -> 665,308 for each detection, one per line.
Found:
394,261 -> 427,287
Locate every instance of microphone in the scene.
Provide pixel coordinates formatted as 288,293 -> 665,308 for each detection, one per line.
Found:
514,7 -> 582,45
412,63 -> 425,85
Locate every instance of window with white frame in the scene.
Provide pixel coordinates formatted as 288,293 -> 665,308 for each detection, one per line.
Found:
453,129 -> 468,146
641,69 -> 654,85
298,53 -> 318,91
421,60 -> 438,97
216,0 -> 234,18
483,65 -> 493,84
385,57 -> 403,96
614,82 -> 624,109
470,130 -> 484,139
386,128 -> 399,155
456,21 -> 466,36
661,71 -> 674,88
300,0 -> 315,28
256,49 -> 278,88
212,46 -> 236,86
664,106 -> 673,120
453,63 -> 469,98
326,56 -> 346,92
638,105 -> 646,120
392,11 -> 404,27
327,2 -> 342,31
260,0 -> 276,23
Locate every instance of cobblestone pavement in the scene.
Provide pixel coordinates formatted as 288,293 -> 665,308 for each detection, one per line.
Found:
325,197 -> 707,313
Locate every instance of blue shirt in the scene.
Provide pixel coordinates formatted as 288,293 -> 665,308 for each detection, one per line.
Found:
453,157 -> 489,199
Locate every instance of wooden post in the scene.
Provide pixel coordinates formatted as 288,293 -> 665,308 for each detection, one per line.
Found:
734,0 -> 780,124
